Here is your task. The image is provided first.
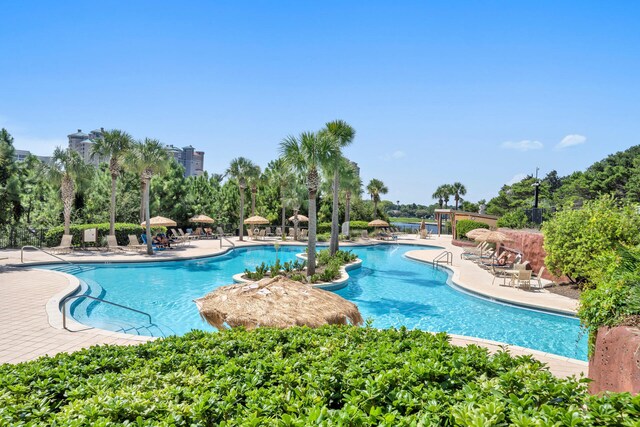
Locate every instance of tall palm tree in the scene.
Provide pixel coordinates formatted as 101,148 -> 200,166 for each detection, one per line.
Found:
226,157 -> 258,241
442,184 -> 453,208
339,160 -> 362,239
366,178 -> 388,219
280,131 -> 340,276
321,120 -> 355,255
247,164 -> 262,216
48,147 -> 93,235
432,185 -> 448,208
91,129 -> 134,235
265,158 -> 294,240
127,139 -> 170,254
451,182 -> 467,210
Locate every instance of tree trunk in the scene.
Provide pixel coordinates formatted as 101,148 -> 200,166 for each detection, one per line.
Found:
455,196 -> 459,210
293,209 -> 299,241
139,180 -> 146,223
61,176 -> 74,235
281,188 -> 286,241
330,169 -> 340,255
110,173 -> 117,236
144,179 -> 153,255
373,199 -> 378,219
345,191 -> 351,239
251,187 -> 257,216
238,187 -> 245,241
307,190 -> 317,277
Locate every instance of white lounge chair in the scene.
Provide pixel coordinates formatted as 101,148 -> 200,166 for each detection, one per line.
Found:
127,235 -> 148,252
106,235 -> 126,252
50,234 -> 73,254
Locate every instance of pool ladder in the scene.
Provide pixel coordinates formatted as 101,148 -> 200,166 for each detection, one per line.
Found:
432,251 -> 453,266
60,294 -> 154,331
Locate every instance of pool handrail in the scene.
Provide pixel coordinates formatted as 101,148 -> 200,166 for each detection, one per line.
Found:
61,294 -> 153,330
21,245 -> 72,265
433,250 -> 453,266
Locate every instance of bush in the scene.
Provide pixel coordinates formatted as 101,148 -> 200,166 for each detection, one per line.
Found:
317,221 -> 373,234
316,232 -> 330,242
496,209 -> 530,229
44,223 -> 167,247
1,326 -> 637,425
542,196 -> 640,285
455,219 -> 489,240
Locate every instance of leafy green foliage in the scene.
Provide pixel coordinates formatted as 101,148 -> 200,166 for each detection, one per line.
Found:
542,196 -> 640,284
44,223 -> 165,247
496,209 -> 531,229
3,327 -> 638,425
455,219 -> 490,239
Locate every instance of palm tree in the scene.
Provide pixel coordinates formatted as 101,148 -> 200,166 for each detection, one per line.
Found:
280,131 -> 340,276
451,182 -> 467,210
247,164 -> 262,216
48,147 -> 93,235
339,160 -> 362,239
265,158 -> 294,240
366,178 -> 388,219
226,157 -> 258,241
432,184 -> 452,208
283,178 -> 307,241
127,139 -> 170,254
91,129 -> 134,235
442,184 -> 453,208
321,120 -> 355,255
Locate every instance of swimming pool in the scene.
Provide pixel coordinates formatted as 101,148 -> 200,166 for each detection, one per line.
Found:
46,244 -> 588,360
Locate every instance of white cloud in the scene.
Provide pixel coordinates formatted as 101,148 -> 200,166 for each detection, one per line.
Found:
500,140 -> 544,151
391,150 -> 405,159
506,173 -> 527,186
555,134 -> 586,150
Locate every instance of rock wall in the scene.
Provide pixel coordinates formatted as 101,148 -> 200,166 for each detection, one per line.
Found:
589,326 -> 640,394
498,228 -> 558,281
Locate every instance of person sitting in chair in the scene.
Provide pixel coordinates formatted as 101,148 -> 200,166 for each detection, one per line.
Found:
153,233 -> 171,248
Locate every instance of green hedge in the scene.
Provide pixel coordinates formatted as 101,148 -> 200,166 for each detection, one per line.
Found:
44,223 -> 166,247
317,221 -> 373,234
455,219 -> 490,239
0,326 -> 636,425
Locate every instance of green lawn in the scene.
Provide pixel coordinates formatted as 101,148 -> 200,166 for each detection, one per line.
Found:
389,216 -> 436,223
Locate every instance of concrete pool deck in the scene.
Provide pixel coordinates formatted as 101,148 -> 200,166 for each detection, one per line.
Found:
0,234 -> 587,377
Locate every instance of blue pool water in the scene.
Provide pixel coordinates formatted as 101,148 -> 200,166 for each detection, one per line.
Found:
44,245 -> 588,360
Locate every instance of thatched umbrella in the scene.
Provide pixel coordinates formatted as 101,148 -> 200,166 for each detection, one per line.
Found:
419,218 -> 425,231
476,230 -> 511,243
466,228 -> 490,239
142,216 -> 177,227
189,214 -> 215,224
244,215 -> 269,225
194,276 -> 363,330
288,214 -> 309,222
368,219 -> 390,227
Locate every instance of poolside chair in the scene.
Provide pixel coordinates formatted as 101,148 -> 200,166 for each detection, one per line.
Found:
127,235 -> 148,252
106,235 -> 127,252
513,269 -> 532,289
299,229 -> 308,241
275,227 -> 282,238
419,229 -> 428,239
140,233 -> 166,251
50,234 -> 73,254
192,227 -> 204,239
361,230 -> 369,240
247,228 -> 255,240
533,266 -> 547,289
491,264 -> 513,285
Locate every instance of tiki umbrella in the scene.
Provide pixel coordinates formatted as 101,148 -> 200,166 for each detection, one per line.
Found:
368,219 -> 390,227
466,228 -> 490,239
142,216 -> 177,227
194,276 -> 363,330
189,214 -> 215,224
244,215 -> 269,225
419,218 -> 425,231
476,230 -> 511,243
288,214 -> 309,222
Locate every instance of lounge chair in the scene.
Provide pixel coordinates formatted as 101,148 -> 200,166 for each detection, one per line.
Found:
533,266 -> 547,289
361,230 -> 369,240
140,233 -> 164,251
491,264 -> 513,285
299,229 -> 308,241
50,234 -> 73,254
275,227 -> 282,238
127,235 -> 148,252
106,235 -> 126,252
247,228 -> 255,240
513,269 -> 532,289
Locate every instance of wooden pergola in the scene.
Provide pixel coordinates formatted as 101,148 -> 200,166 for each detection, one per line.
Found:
434,209 -> 499,237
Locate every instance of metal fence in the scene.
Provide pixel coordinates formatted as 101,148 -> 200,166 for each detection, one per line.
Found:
0,227 -> 48,249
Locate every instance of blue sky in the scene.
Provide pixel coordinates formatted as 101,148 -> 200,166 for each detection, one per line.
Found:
2,1 -> 639,204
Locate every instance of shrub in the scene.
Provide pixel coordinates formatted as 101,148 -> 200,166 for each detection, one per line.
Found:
542,195 -> 640,285
496,209 -> 530,229
318,259 -> 341,282
317,221 -> 373,234
1,326 -> 636,425
44,223 -> 167,247
455,219 -> 490,240
316,232 -> 330,242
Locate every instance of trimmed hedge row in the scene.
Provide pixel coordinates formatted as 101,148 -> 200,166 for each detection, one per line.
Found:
456,219 -> 490,240
317,221 -> 373,234
44,223 -> 166,247
0,326 -> 638,425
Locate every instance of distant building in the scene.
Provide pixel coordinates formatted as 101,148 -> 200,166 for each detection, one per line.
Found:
165,144 -> 205,177
67,128 -> 107,167
13,149 -> 51,164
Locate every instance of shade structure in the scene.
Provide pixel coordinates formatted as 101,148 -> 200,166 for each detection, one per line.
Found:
466,228 -> 490,239
475,230 -> 511,243
244,215 -> 270,225
189,214 -> 215,223
142,216 -> 177,227
368,219 -> 390,227
194,276 -> 363,330
288,214 -> 309,222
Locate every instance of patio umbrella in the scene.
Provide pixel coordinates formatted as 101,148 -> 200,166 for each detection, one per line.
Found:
194,276 -> 363,330
189,214 -> 215,223
476,230 -> 511,243
288,214 -> 309,222
244,215 -> 270,225
466,228 -> 490,239
142,216 -> 177,227
368,219 -> 390,227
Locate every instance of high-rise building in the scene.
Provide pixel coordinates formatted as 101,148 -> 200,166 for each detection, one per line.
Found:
67,128 -> 107,166
13,149 -> 51,164
164,144 -> 205,177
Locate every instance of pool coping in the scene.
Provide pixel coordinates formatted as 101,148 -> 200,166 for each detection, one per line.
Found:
39,239 -> 586,367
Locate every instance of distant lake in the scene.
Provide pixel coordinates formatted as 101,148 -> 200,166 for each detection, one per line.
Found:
392,222 -> 438,233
